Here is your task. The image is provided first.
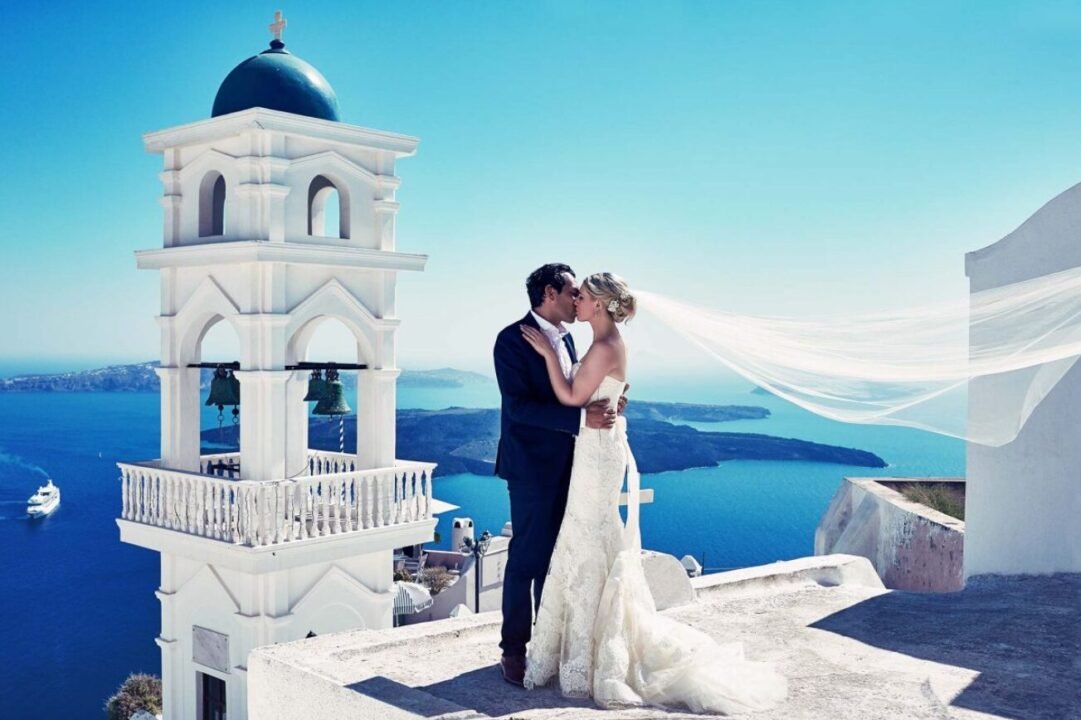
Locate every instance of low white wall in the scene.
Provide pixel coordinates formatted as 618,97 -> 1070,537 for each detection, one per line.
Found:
816,477 -> 964,591
692,553 -> 884,597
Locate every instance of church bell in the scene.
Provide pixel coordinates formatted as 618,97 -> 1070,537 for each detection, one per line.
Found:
313,368 -> 351,415
303,369 -> 326,402
205,365 -> 240,409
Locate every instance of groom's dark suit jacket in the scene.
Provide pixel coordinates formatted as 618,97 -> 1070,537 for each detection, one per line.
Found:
493,312 -> 581,485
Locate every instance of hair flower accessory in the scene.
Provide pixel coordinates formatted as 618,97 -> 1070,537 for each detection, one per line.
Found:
607,299 -> 620,313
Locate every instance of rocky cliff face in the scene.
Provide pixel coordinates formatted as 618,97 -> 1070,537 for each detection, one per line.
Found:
0,362 -> 163,392
3,362 -> 886,471
210,407 -> 886,475
0,363 -> 489,392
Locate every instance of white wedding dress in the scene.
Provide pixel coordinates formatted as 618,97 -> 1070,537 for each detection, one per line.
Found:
523,371 -> 788,714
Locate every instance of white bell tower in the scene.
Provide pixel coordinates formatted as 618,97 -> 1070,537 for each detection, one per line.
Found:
117,16 -> 438,720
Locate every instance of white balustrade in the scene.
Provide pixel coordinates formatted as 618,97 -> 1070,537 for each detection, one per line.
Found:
307,449 -> 358,476
118,454 -> 436,548
200,452 -> 242,478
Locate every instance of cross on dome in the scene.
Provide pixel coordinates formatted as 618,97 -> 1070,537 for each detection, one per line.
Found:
269,10 -> 287,43
212,8 -> 340,120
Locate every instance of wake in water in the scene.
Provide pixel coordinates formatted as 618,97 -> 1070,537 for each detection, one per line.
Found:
0,450 -> 49,521
0,448 -> 49,479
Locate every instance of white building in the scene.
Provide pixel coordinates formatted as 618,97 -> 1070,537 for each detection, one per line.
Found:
964,183 -> 1081,578
400,517 -> 511,626
117,16 -> 439,720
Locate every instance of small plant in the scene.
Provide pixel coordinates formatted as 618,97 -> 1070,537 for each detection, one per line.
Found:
418,565 -> 454,595
104,673 -> 162,720
393,567 -> 413,582
900,483 -> 965,521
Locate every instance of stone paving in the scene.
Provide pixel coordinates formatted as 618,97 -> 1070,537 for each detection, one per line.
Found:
249,557 -> 1081,719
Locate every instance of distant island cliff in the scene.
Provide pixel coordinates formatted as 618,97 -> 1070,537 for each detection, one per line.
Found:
204,409 -> 886,474
389,410 -> 885,473
2,361 -> 885,470
0,363 -> 165,392
0,362 -> 488,392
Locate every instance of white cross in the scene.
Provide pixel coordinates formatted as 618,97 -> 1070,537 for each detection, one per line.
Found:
269,10 -> 287,42
619,488 -> 654,507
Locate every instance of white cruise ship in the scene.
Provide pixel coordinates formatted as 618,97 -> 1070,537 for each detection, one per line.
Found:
27,479 -> 60,518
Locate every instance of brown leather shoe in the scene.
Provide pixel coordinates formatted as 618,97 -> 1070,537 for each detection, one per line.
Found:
500,654 -> 526,686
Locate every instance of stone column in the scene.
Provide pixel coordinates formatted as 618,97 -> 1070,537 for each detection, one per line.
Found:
155,635 -> 180,719
229,673 -> 248,720
235,181 -> 291,243
160,149 -> 182,247
156,554 -> 181,719
156,366 -> 201,472
236,370 -> 292,482
231,183 -> 259,241
285,371 -> 310,479
265,183 -> 291,243
160,193 -> 182,248
357,369 -> 399,469
373,199 -> 400,251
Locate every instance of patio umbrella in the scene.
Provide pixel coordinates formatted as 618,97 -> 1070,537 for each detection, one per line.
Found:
394,581 -> 433,620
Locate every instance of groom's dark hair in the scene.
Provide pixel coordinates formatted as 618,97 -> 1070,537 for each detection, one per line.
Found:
526,263 -> 575,309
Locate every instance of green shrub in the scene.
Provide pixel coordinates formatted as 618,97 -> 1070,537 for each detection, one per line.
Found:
901,483 -> 965,521
104,673 -> 162,720
418,566 -> 454,595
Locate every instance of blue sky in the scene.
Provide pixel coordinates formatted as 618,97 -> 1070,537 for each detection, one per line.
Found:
4,1 -> 1081,375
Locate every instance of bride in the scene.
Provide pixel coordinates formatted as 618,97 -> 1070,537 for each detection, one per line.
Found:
518,272 -> 787,714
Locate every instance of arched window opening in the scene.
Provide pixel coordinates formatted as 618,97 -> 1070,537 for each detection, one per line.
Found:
302,317 -> 361,455
324,191 -> 341,239
198,317 -> 242,462
304,316 -> 360,365
199,172 -> 226,237
308,175 -> 350,239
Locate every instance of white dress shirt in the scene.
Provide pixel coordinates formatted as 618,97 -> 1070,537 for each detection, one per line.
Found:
531,310 -> 587,429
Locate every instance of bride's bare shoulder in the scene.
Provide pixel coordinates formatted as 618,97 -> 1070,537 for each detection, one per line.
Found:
583,335 -> 625,375
598,333 -> 626,357
582,340 -> 616,363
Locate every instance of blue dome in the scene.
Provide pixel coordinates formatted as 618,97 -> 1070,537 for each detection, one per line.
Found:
212,41 -> 341,121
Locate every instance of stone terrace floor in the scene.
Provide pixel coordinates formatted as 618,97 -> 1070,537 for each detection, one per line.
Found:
249,556 -> 1081,720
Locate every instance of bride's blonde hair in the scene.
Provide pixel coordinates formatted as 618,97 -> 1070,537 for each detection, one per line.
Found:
582,272 -> 636,323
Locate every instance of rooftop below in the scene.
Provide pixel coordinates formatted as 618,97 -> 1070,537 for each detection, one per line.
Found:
249,555 -> 1080,719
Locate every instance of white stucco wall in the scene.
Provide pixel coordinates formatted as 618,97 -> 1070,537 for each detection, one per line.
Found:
815,477 -> 965,591
965,180 -> 1081,577
120,517 -> 435,720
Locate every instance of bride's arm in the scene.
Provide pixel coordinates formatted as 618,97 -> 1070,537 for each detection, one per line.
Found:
520,325 -> 616,407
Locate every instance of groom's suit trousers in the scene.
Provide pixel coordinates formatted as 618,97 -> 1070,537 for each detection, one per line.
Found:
501,469 -> 572,657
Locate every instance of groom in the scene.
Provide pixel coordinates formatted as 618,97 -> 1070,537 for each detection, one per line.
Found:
492,263 -> 626,686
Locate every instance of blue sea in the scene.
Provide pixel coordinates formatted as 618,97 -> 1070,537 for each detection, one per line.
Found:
0,372 -> 964,719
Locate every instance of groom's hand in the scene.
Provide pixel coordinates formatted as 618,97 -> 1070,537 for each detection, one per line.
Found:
617,384 -> 629,416
585,400 -> 617,429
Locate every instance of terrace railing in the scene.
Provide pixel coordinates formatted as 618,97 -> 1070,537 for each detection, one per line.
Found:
118,452 -> 435,548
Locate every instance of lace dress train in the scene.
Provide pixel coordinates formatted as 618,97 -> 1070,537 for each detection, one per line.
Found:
523,374 -> 787,714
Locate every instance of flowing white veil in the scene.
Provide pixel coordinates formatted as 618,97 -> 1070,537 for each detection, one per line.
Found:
635,264 -> 1081,447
